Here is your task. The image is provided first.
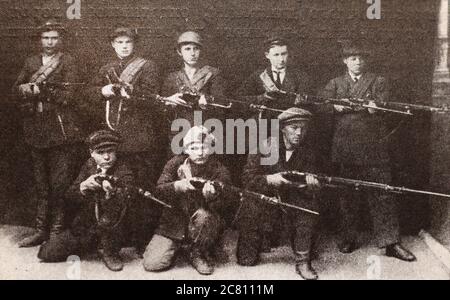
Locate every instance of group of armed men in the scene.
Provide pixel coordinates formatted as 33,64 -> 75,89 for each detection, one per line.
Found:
11,20 -> 421,280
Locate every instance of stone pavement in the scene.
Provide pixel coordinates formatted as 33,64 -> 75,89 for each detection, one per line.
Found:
0,225 -> 448,280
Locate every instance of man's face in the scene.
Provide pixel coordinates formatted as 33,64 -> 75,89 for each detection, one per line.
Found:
111,36 -> 134,59
90,147 -> 118,170
265,45 -> 289,70
185,143 -> 212,165
343,55 -> 366,75
281,121 -> 309,148
41,31 -> 61,55
178,43 -> 201,66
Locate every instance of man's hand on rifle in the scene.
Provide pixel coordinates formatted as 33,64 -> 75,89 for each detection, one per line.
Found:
165,93 -> 189,107
366,100 -> 377,114
19,83 -> 40,97
305,174 -> 321,191
202,180 -> 218,201
198,94 -> 208,110
266,172 -> 291,187
294,93 -> 306,105
102,84 -> 117,98
80,174 -> 102,195
174,178 -> 196,193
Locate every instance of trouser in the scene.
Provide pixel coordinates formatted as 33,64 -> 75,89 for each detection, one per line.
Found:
236,193 -> 319,264
30,144 -> 81,234
338,164 -> 400,248
143,209 -> 224,271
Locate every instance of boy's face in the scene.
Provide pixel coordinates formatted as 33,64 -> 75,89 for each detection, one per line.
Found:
90,146 -> 117,170
178,43 -> 201,67
185,143 -> 212,165
265,45 -> 288,70
111,36 -> 134,59
343,55 -> 366,75
41,30 -> 61,56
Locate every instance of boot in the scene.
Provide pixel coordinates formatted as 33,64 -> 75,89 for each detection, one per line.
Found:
189,246 -> 214,275
102,252 -> 124,272
295,251 -> 318,280
18,230 -> 48,248
385,243 -> 416,262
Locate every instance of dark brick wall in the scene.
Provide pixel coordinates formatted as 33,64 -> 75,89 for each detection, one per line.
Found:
0,0 -> 440,231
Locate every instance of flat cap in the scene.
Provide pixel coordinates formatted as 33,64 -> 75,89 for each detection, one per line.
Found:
278,107 -> 313,125
38,19 -> 65,34
183,126 -> 215,148
87,130 -> 122,150
177,31 -> 203,47
111,26 -> 138,41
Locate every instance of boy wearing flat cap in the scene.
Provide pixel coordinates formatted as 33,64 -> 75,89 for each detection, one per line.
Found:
161,31 -> 227,145
319,40 -> 416,262
143,126 -> 234,275
37,130 -> 142,271
237,107 -> 322,280
13,19 -> 85,248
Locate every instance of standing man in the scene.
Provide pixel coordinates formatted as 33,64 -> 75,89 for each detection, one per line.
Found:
237,107 -> 322,280
319,40 -> 416,261
161,31 -> 227,147
12,20 -> 85,247
143,126 -> 234,275
89,26 -> 165,185
88,26 -> 164,247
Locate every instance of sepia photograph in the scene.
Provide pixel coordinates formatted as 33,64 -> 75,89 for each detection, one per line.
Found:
0,0 -> 449,283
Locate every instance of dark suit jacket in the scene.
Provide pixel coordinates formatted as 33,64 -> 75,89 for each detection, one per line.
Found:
155,155 -> 232,241
88,56 -> 165,153
235,67 -> 312,117
12,53 -> 84,148
319,72 -> 391,166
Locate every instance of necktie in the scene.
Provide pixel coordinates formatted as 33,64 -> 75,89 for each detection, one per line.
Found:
353,76 -> 359,83
275,71 -> 282,89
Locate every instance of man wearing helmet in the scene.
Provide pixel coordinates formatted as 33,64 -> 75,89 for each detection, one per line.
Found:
161,31 -> 228,148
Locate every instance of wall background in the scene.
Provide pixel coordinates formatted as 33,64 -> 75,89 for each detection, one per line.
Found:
0,0 -> 440,233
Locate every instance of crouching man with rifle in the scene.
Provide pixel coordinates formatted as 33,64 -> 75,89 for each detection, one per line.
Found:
143,126 -> 235,275
37,130 -> 164,271
236,107 -> 322,280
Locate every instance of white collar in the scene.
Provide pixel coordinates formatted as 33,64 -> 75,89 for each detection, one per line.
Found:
349,72 -> 362,82
272,68 -> 286,74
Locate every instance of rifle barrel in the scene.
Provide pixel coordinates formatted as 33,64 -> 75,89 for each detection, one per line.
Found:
290,172 -> 450,200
